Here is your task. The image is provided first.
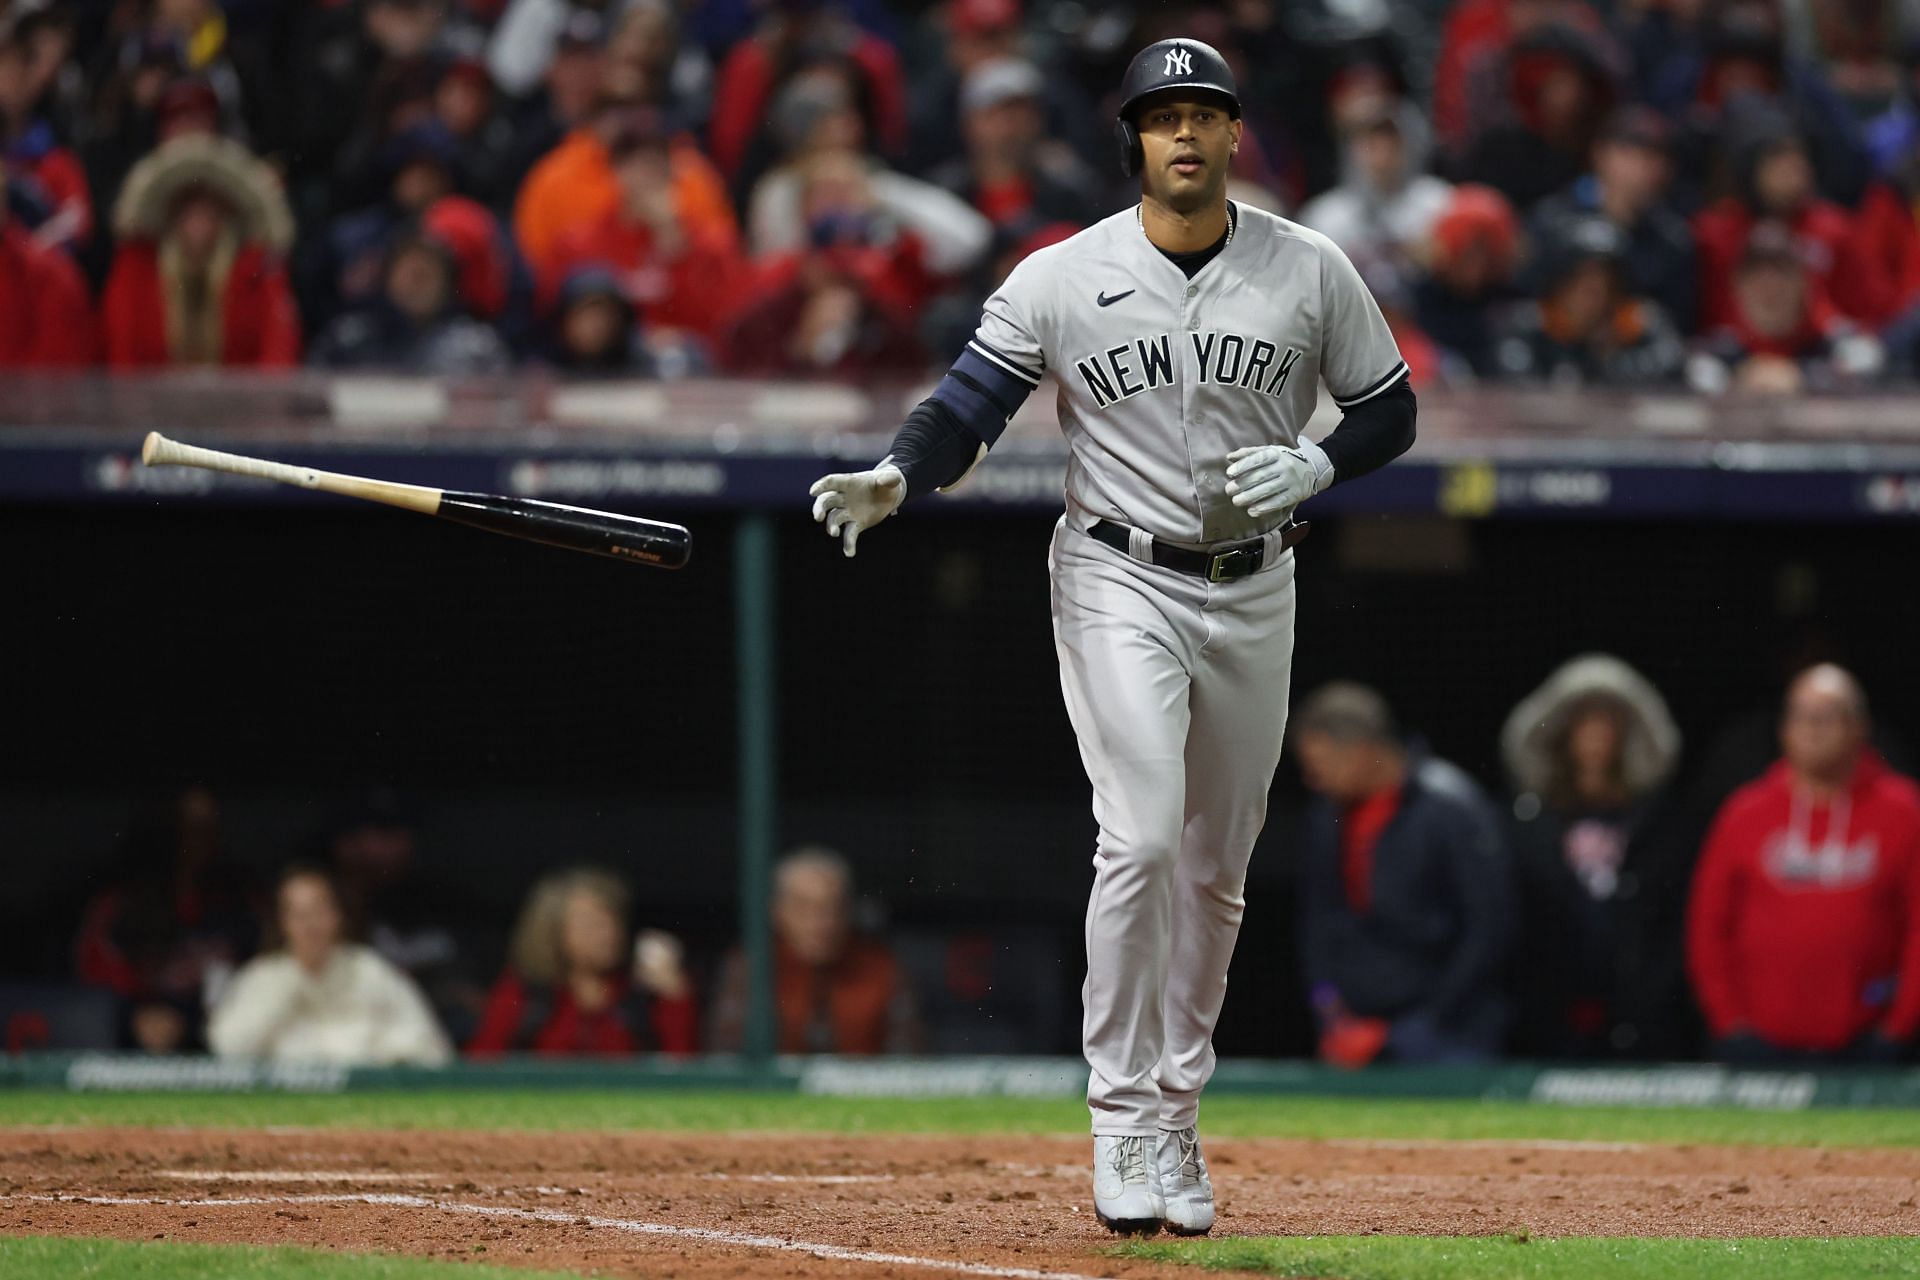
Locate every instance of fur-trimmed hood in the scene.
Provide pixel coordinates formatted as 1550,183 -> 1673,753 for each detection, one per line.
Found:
113,134 -> 294,253
1501,653 -> 1681,798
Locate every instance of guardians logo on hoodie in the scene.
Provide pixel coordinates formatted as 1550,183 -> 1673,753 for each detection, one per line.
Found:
1762,795 -> 1878,890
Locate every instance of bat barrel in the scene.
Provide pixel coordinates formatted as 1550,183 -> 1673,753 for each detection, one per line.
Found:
435,493 -> 691,569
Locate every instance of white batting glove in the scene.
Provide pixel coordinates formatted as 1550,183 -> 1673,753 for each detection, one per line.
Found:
809,460 -> 906,557
1223,439 -> 1334,519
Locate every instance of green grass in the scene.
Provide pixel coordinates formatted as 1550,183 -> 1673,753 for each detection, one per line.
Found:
0,1235 -> 584,1278
1120,1235 -> 1920,1279
4,1090 -> 1920,1146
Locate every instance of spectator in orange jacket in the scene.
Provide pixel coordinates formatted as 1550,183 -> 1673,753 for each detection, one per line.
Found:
100,134 -> 300,367
545,107 -> 745,338
0,160 -> 93,366
513,99 -> 735,287
707,847 -> 921,1055
469,868 -> 696,1057
1687,665 -> 1920,1065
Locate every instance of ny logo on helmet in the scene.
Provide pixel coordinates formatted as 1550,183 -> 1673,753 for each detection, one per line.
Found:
1163,46 -> 1193,77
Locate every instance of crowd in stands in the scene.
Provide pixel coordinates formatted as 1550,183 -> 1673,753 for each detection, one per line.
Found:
51,656 -> 1920,1069
1292,659 -> 1920,1069
65,797 -> 918,1064
4,0 -> 1920,391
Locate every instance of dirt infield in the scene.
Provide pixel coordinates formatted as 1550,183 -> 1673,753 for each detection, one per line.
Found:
4,1126 -> 1920,1277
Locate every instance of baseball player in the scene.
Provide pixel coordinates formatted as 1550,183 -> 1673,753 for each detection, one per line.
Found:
809,39 -> 1416,1235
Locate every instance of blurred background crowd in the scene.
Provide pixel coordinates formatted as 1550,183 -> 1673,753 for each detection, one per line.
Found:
5,0 -> 1920,391
6,0 -> 1920,1075
23,654 -> 1920,1072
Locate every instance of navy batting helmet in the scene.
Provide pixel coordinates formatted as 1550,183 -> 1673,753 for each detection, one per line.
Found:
1114,38 -> 1241,178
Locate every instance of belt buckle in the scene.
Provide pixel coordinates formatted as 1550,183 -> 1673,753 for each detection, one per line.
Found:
1207,545 -> 1258,582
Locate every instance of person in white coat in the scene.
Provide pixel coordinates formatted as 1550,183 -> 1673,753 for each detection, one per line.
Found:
209,866 -> 453,1067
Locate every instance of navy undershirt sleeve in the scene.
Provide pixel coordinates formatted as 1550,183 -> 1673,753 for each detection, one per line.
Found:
887,397 -> 986,499
1317,377 -> 1416,485
888,334 -> 1044,500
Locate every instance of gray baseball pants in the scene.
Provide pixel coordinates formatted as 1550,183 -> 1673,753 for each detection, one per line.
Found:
1048,513 -> 1298,1135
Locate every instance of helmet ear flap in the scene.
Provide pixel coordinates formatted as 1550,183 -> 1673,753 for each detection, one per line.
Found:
1114,118 -> 1142,178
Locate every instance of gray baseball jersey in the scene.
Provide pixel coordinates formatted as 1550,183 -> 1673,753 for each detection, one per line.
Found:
945,202 -> 1407,543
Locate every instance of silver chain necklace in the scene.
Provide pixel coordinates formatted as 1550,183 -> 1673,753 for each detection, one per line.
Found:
1139,200 -> 1236,251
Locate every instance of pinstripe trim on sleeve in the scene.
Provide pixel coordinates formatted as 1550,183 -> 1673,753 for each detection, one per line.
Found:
966,338 -> 1043,385
1331,361 -> 1410,408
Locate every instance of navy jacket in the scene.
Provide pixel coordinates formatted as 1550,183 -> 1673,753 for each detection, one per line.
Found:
1299,754 -> 1512,1035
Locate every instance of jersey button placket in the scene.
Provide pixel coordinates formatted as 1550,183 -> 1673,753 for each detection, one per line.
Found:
1179,284 -> 1208,538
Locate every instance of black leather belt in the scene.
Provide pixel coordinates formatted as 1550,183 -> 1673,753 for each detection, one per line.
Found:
1087,519 -> 1308,582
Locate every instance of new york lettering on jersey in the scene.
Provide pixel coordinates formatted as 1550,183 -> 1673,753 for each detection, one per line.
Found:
1074,331 -> 1303,409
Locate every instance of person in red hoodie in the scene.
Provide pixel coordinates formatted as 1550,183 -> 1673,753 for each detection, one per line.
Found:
1687,665 -> 1920,1065
468,868 -> 695,1057
0,159 -> 93,367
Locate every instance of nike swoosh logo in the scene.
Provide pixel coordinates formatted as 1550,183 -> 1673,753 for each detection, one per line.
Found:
1096,290 -> 1135,307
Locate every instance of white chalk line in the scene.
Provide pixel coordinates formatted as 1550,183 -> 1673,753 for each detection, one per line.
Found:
1323,1139 -> 1651,1153
4,1193 -> 1107,1280
703,1172 -> 900,1184
155,1170 -> 442,1184
158,1168 -> 901,1186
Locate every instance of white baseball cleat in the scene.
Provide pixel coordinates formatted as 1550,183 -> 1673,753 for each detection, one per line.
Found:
1156,1126 -> 1215,1236
1091,1134 -> 1165,1235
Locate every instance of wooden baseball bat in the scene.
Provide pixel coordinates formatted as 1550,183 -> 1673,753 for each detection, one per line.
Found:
140,432 -> 690,569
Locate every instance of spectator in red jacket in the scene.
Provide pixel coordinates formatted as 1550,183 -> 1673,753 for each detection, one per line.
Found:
1456,22 -> 1622,213
707,847 -> 921,1055
73,786 -> 262,1054
707,1 -> 907,183
1692,108 -> 1888,331
546,107 -> 745,338
100,134 -> 301,367
1687,665 -> 1920,1065
1432,0 -> 1605,159
469,868 -> 696,1057
719,241 -> 926,377
0,161 -> 94,367
1686,221 -> 1884,395
0,21 -> 93,251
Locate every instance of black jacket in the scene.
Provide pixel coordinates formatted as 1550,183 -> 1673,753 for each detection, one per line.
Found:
1530,182 -> 1698,333
1506,790 -> 1696,1059
1299,754 -> 1511,1036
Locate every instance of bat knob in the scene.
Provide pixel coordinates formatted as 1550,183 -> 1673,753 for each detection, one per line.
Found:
141,432 -> 166,466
